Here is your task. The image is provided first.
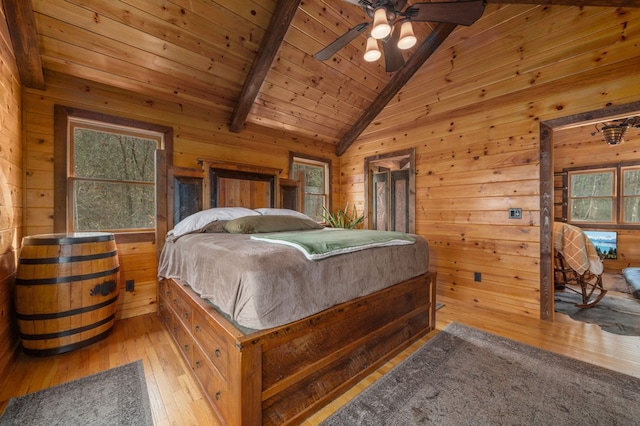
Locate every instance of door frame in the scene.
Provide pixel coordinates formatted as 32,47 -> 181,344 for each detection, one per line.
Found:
364,148 -> 415,233
538,100 -> 640,320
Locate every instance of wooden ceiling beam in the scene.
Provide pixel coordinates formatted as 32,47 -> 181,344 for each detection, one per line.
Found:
2,0 -> 45,90
229,0 -> 301,133
336,23 -> 457,156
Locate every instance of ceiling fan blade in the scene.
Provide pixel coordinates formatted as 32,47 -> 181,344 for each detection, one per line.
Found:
405,0 -> 485,26
383,29 -> 405,72
396,0 -> 408,10
314,22 -> 370,61
342,0 -> 362,5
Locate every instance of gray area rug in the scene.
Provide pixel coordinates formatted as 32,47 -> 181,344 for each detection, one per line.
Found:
603,273 -> 632,294
555,291 -> 640,336
0,360 -> 153,426
322,322 -> 640,425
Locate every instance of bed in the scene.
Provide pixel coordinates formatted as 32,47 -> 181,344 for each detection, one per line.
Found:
158,162 -> 436,425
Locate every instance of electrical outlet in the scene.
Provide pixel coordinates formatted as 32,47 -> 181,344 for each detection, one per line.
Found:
125,280 -> 135,292
474,272 -> 481,282
508,208 -> 522,219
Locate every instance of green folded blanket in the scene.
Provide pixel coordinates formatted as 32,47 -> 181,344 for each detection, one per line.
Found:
250,229 -> 414,260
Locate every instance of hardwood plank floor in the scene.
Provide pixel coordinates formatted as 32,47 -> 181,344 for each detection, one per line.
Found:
1,293 -> 639,425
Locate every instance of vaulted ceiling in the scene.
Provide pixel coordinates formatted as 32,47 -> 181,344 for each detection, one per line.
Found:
4,0 -> 640,155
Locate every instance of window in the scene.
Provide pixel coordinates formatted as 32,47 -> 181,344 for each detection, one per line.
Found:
55,106 -> 172,238
569,169 -> 615,223
567,164 -> 640,226
290,154 -> 331,221
69,121 -> 160,232
622,167 -> 640,223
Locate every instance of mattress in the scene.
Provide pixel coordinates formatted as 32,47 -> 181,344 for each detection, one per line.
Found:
158,231 -> 429,329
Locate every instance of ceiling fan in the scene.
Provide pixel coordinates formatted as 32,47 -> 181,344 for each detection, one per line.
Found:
314,0 -> 485,72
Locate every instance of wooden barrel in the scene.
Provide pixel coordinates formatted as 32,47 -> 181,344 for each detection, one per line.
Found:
16,232 -> 120,356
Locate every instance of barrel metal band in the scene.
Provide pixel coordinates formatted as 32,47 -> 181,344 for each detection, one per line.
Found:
19,313 -> 116,340
16,295 -> 119,320
15,266 -> 120,286
22,329 -> 115,356
23,234 -> 114,245
19,250 -> 117,265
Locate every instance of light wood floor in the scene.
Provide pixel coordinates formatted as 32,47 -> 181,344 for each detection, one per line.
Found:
1,293 -> 639,425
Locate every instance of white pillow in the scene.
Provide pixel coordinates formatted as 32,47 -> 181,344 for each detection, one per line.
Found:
254,208 -> 313,220
169,207 -> 259,240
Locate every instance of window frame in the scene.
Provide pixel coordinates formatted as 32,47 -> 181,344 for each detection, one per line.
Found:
289,152 -> 331,221
68,119 -> 162,233
564,161 -> 640,229
621,165 -> 640,224
568,167 -> 616,225
54,105 -> 173,243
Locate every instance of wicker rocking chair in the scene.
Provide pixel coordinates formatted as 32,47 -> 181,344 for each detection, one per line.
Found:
554,251 -> 607,308
553,222 -> 607,308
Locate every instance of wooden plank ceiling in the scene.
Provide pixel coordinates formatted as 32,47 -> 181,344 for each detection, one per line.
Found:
5,0 -> 640,155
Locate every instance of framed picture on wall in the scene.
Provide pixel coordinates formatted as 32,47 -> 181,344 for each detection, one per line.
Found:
584,230 -> 618,260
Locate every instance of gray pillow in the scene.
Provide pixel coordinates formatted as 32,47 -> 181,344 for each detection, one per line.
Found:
203,220 -> 228,233
223,215 -> 323,234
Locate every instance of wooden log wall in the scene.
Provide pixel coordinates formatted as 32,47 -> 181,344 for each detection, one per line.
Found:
22,70 -> 339,320
0,4 -> 22,379
340,4 -> 640,318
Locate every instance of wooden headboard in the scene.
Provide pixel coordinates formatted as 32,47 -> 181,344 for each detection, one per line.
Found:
168,160 -> 285,230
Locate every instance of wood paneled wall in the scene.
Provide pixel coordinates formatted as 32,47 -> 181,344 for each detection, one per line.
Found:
340,5 -> 640,318
0,4 -> 22,379
22,70 -> 339,320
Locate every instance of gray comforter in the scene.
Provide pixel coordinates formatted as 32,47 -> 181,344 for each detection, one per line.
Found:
158,232 -> 429,330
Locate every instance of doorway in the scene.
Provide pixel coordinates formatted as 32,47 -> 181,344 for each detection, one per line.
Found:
538,100 -> 640,320
364,148 -> 415,233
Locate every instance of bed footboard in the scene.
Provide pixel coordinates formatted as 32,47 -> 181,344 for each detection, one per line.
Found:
158,271 -> 436,425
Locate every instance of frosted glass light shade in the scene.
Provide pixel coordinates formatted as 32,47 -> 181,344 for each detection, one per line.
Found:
397,21 -> 417,50
371,8 -> 391,39
364,37 -> 381,62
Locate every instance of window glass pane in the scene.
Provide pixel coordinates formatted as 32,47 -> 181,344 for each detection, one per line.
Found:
570,171 -> 613,197
74,128 -> 156,182
303,194 -> 326,222
570,198 -> 613,222
623,169 -> 640,196
74,181 -> 155,231
624,198 -> 640,223
293,163 -> 324,194
292,157 -> 330,220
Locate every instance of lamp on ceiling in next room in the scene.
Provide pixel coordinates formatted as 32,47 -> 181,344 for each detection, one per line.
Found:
591,117 -> 639,146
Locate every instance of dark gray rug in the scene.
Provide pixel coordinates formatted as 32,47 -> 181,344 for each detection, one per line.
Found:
0,360 -> 153,426
555,291 -> 640,336
603,273 -> 632,294
322,322 -> 640,425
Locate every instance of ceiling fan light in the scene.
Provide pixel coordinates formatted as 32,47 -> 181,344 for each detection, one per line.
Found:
397,21 -> 416,50
364,37 -> 381,62
371,8 -> 391,39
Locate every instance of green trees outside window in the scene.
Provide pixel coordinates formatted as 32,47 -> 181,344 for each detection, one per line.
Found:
292,156 -> 330,222
71,126 -> 159,231
569,165 -> 640,225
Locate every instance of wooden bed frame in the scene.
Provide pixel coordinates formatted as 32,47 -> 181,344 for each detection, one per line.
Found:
159,272 -> 436,425
160,161 -> 436,424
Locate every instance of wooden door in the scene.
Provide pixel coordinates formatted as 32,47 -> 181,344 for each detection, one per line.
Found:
372,169 -> 409,232
391,170 -> 409,233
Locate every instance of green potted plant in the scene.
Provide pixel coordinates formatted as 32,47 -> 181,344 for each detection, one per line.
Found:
321,204 -> 364,229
